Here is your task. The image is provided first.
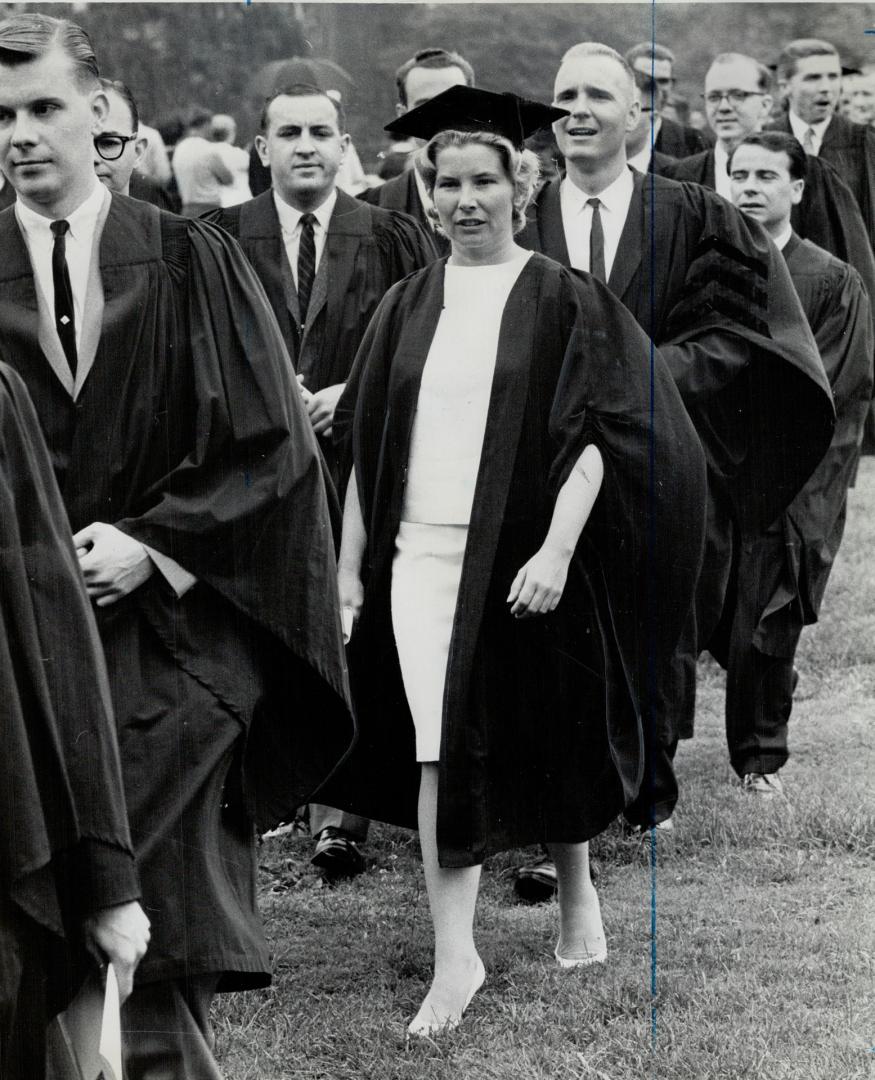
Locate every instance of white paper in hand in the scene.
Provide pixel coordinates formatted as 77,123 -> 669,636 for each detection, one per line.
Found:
342,606 -> 355,644
98,963 -> 123,1080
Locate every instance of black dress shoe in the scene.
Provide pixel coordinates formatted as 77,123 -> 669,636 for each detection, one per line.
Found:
311,827 -> 366,879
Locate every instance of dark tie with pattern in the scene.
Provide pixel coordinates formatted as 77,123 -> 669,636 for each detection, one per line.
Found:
297,212 -> 317,324
51,219 -> 77,377
586,197 -> 606,284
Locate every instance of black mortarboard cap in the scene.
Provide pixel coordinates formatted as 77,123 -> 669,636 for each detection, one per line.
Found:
384,85 -> 568,150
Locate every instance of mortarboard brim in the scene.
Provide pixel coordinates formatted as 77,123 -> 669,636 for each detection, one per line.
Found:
384,85 -> 568,150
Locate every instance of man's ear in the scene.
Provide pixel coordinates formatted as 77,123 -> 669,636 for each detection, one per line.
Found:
790,177 -> 805,206
255,133 -> 270,168
340,132 -> 351,157
90,87 -> 110,133
395,102 -> 407,118
133,135 -> 148,170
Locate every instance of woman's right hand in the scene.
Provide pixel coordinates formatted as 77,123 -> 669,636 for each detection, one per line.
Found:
337,565 -> 364,643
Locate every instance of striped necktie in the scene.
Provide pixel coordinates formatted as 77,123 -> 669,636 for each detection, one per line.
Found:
297,212 -> 317,324
587,198 -> 606,283
50,219 -> 77,377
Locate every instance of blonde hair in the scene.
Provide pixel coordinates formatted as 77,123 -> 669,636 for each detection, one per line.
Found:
416,128 -> 540,235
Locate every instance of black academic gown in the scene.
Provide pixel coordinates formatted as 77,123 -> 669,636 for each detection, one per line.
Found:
663,149 -> 875,312
1,362 -> 138,1054
655,116 -> 712,157
519,171 -> 835,739
206,189 -> 437,483
756,234 -> 873,653
323,254 -> 707,866
359,169 -> 450,256
0,196 -> 354,989
768,113 -> 875,243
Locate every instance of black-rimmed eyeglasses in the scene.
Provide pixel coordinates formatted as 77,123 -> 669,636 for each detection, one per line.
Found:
702,90 -> 765,107
94,133 -> 138,161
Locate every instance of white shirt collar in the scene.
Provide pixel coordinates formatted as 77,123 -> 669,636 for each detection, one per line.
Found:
16,180 -> 105,241
561,165 -> 635,215
713,142 -> 734,200
788,110 -> 832,149
773,223 -> 793,251
627,143 -> 652,174
273,187 -> 337,235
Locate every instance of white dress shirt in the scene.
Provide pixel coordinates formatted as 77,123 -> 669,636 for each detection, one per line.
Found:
18,181 -> 195,596
273,188 -> 336,287
16,181 -> 107,350
560,167 -> 635,279
773,223 -> 793,252
713,142 -> 733,201
788,111 -> 832,156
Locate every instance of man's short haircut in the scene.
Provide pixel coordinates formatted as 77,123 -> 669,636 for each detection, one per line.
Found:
632,68 -> 663,109
777,39 -> 840,83
100,77 -> 139,131
259,83 -> 347,134
0,11 -> 99,85
624,41 -> 676,68
394,48 -> 475,107
709,52 -> 772,93
560,42 -> 636,96
728,131 -> 807,182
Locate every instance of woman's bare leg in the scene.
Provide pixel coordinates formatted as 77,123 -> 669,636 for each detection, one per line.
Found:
409,763 -> 484,1034
547,841 -> 607,964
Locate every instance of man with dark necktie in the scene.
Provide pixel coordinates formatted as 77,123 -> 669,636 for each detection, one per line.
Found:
0,14 -> 353,1077
513,41 -> 833,899
207,84 -> 435,879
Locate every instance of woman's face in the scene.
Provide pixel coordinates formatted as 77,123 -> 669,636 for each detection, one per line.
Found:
432,142 -> 515,263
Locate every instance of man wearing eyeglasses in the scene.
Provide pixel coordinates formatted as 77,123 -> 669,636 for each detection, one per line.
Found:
624,41 -> 712,158
513,42 -> 832,896
665,54 -> 875,354
93,77 -> 174,210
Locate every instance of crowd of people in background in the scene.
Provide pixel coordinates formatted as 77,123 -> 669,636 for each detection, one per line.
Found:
1,10 -> 873,1080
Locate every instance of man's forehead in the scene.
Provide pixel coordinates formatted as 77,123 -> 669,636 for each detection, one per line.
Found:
793,53 -> 841,78
706,58 -> 761,88
267,94 -> 338,128
732,146 -> 789,173
554,55 -> 629,95
405,64 -> 466,103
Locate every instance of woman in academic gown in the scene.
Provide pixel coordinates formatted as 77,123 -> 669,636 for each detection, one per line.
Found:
330,87 -> 707,1037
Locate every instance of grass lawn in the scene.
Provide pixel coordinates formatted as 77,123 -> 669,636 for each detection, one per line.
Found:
214,460 -> 875,1080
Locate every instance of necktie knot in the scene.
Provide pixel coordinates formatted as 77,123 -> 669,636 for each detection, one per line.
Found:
51,219 -> 70,239
586,197 -> 602,211
300,212 -> 316,230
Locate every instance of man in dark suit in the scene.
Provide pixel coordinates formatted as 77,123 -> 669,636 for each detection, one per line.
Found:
625,68 -> 677,174
624,41 -> 713,157
512,42 -> 832,897
0,172 -> 13,209
208,85 -> 435,879
359,47 -> 475,251
768,39 -> 875,238
664,53 -> 875,302
725,131 -> 872,794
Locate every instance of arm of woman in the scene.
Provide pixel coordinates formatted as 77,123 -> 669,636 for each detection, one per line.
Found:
507,443 -> 604,618
337,470 -> 367,639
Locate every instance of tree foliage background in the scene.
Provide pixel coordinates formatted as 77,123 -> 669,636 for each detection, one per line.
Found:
10,2 -> 875,162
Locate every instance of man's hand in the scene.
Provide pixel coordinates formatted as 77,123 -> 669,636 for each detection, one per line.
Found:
73,522 -> 154,607
82,901 -> 151,1003
305,382 -> 346,437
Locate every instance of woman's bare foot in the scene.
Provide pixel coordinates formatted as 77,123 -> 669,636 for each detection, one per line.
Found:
407,953 -> 485,1037
555,883 -> 607,968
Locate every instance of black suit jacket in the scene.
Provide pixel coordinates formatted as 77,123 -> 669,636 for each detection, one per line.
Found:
359,169 -> 450,255
655,116 -> 711,158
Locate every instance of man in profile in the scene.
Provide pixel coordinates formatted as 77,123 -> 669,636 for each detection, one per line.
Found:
725,131 -> 872,795
0,13 -> 353,1077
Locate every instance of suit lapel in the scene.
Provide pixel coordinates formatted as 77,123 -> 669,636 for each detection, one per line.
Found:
303,190 -> 368,338
608,170 -> 646,302
537,179 -> 570,264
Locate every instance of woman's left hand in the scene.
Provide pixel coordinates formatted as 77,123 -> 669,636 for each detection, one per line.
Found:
507,545 -> 571,618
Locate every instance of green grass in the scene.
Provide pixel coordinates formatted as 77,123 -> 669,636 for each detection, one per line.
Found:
213,460 -> 875,1080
